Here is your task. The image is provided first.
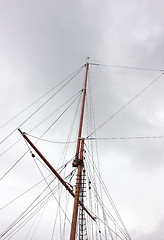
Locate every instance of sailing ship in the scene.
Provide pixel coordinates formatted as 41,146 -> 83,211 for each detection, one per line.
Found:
0,58 -> 138,240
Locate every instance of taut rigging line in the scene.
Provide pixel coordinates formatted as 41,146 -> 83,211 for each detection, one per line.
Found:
87,72 -> 164,138
90,62 -> 164,72
0,65 -> 85,145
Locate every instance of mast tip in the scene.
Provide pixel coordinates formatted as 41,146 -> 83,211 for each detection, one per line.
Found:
86,57 -> 90,64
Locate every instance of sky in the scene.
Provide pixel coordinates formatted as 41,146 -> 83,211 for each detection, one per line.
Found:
0,0 -> 164,239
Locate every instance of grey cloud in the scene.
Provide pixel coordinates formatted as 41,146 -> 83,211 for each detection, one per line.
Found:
137,217 -> 164,240
1,0 -> 164,239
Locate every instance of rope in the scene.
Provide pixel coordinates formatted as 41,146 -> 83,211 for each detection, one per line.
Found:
87,135 -> 164,140
90,62 -> 164,72
0,65 -> 85,130
0,65 -> 85,145
85,145 -> 132,240
0,90 -> 81,158
87,72 -> 164,138
0,150 -> 29,181
33,90 -> 82,141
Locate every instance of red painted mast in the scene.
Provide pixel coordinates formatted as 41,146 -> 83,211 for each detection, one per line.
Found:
70,59 -> 89,240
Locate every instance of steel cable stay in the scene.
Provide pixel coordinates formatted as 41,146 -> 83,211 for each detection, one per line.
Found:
86,71 -> 107,239
0,173 -> 52,212
90,62 -> 164,72
0,179 -> 57,239
86,67 -> 125,240
88,160 -> 131,239
61,190 -> 70,240
86,153 -> 131,240
0,65 -> 85,130
87,135 -> 164,140
85,180 -> 128,240
0,157 -> 75,212
52,169 -> 76,240
0,166 -> 75,240
86,82 -> 111,240
0,150 -> 29,182
80,159 -> 105,239
95,217 -> 127,240
0,159 -> 69,232
50,185 -> 70,240
84,157 -> 128,240
27,89 -> 83,135
31,139 -> 71,240
5,191 -> 58,240
0,65 -> 85,146
84,170 -> 102,239
87,72 -> 164,139
30,90 -> 83,142
1,170 -> 75,240
0,92 -> 81,182
50,90 -> 82,176
0,138 -> 23,157
82,158 -> 102,238
1,190 -> 66,240
0,90 -> 81,158
24,202 -> 47,240
84,147 -> 131,240
33,153 -> 71,240
24,210 -> 39,240
33,154 -> 75,179
59,163 -> 72,238
87,175 -> 94,238
31,154 -> 60,176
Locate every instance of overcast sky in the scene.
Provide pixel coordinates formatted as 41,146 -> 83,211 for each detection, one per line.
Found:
0,0 -> 164,239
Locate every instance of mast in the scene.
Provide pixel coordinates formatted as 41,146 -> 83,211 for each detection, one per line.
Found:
18,59 -> 90,240
70,138 -> 85,240
70,59 -> 89,240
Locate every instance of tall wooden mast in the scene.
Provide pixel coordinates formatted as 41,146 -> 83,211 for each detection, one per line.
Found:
70,59 -> 89,240
18,59 -> 90,240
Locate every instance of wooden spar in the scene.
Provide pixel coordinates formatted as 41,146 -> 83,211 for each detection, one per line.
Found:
70,138 -> 84,240
18,129 -> 95,221
73,61 -> 89,166
71,61 -> 89,240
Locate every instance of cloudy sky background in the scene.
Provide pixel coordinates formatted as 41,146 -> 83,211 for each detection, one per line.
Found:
0,0 -> 164,239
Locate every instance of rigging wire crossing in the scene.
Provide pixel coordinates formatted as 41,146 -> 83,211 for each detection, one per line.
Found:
0,65 -> 85,145
0,90 -> 82,158
1,60 -> 161,239
0,65 -> 85,130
